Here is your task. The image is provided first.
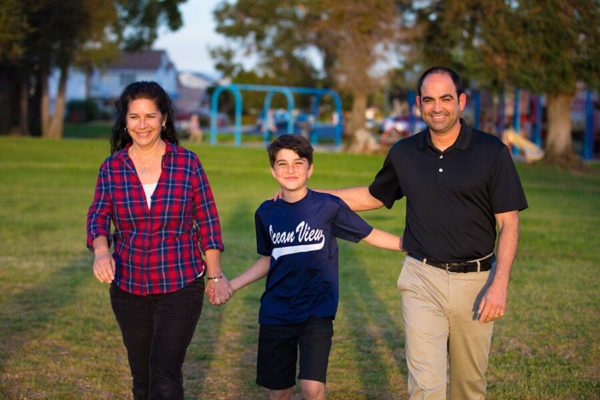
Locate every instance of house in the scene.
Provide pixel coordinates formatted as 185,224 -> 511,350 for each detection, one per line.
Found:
48,49 -> 178,114
89,50 -> 178,101
173,71 -> 229,114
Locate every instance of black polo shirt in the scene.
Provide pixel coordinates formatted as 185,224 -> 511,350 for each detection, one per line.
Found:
369,120 -> 527,262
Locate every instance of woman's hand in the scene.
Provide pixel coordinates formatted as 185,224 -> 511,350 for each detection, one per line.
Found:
93,249 -> 115,283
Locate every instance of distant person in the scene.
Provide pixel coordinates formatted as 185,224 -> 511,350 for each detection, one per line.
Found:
86,81 -> 232,399
263,108 -> 277,140
188,113 -> 203,143
222,134 -> 404,400
297,67 -> 528,399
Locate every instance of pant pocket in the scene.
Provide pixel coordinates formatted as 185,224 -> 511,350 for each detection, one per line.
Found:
397,258 -> 411,291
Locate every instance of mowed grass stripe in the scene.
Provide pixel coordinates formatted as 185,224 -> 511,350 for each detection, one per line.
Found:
0,137 -> 598,399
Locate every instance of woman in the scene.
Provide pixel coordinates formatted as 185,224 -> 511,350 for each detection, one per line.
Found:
87,81 -> 232,399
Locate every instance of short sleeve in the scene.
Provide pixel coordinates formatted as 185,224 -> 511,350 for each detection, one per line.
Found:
255,209 -> 272,256
368,148 -> 403,209
331,199 -> 373,243
489,146 -> 528,213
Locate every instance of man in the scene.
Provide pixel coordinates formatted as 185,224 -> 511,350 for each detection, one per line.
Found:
321,66 -> 527,399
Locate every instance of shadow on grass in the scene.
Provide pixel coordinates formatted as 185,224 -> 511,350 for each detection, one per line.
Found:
0,255 -> 90,367
0,253 -> 127,398
185,199 -> 259,399
332,245 -> 408,398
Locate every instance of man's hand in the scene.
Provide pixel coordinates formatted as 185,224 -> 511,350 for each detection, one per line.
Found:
477,282 -> 507,323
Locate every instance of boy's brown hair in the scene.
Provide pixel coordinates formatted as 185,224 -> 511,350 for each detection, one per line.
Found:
267,134 -> 314,167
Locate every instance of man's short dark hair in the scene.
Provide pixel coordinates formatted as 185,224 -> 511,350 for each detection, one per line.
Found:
417,66 -> 463,98
267,134 -> 314,167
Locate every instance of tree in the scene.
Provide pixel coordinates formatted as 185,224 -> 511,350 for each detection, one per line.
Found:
212,0 -> 411,149
0,0 -> 30,135
414,0 -> 600,166
24,0 -> 121,138
0,0 -> 188,138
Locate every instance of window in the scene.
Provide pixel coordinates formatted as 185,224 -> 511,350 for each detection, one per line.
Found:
120,73 -> 136,86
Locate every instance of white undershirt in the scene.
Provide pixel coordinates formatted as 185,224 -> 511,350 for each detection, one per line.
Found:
142,182 -> 158,209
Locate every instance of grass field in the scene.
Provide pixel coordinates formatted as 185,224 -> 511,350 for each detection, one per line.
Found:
0,137 -> 598,399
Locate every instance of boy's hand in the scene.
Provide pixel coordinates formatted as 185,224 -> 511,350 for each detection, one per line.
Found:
205,287 -> 216,303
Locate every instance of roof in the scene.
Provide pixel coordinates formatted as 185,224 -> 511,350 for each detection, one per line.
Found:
108,50 -> 170,71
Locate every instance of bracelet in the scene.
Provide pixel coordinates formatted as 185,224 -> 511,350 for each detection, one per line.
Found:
207,274 -> 223,282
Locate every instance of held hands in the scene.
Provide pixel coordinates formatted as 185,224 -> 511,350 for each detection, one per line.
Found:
205,274 -> 234,306
93,249 -> 115,283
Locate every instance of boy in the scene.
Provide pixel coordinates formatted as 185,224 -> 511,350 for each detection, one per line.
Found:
230,134 -> 403,400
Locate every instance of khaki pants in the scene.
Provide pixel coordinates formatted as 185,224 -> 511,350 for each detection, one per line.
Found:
398,255 -> 495,400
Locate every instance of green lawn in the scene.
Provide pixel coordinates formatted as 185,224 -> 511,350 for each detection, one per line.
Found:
0,137 -> 598,399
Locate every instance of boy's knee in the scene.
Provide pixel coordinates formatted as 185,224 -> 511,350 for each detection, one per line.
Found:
300,379 -> 325,400
269,387 -> 293,400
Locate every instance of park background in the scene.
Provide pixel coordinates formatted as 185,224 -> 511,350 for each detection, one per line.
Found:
1,0 -> 599,399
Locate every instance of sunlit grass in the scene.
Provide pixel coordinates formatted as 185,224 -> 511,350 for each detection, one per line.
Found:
0,137 -> 598,399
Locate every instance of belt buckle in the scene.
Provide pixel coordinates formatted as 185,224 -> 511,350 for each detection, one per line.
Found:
445,263 -> 458,274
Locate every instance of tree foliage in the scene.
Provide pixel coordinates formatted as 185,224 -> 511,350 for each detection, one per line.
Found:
212,0 -> 411,147
414,0 -> 600,165
0,0 -> 187,137
116,0 -> 187,51
0,0 -> 29,62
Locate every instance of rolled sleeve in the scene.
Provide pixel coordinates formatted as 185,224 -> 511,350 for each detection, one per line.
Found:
86,163 -> 113,251
192,158 -> 224,252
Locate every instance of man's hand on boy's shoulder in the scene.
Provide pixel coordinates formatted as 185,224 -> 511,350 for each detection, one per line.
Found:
271,189 -> 282,201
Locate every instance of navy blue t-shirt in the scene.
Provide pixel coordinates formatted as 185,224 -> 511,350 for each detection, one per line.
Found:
255,189 -> 373,325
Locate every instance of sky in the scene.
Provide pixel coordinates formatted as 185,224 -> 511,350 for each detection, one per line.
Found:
153,0 -> 229,76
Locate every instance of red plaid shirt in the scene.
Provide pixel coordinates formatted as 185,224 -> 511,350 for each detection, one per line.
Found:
87,141 -> 224,295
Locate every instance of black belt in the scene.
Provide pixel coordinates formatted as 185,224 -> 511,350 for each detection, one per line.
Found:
408,253 -> 494,273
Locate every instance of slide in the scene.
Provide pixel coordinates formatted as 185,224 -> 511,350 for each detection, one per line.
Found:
504,128 -> 544,162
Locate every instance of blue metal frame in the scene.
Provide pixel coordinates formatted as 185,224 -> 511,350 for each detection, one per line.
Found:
533,95 -> 542,146
473,90 -> 480,129
408,90 -> 416,134
512,89 -> 521,156
582,91 -> 595,160
210,84 -> 344,147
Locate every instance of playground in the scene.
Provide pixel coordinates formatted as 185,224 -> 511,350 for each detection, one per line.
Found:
0,137 -> 598,399
204,84 -> 599,162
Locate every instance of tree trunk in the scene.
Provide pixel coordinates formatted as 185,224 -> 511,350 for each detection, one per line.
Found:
40,67 -> 51,137
544,92 -> 578,166
85,67 -> 91,98
47,65 -> 68,138
19,74 -> 30,135
347,91 -> 368,140
0,68 -> 12,134
345,90 -> 383,154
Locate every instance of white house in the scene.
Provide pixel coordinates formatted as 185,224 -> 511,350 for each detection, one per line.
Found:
49,49 -> 179,112
89,50 -> 178,100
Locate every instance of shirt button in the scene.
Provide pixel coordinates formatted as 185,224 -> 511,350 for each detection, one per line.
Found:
439,155 -> 444,159
438,168 -> 443,172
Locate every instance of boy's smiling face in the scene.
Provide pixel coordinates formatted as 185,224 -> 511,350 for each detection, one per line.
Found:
271,148 -> 313,201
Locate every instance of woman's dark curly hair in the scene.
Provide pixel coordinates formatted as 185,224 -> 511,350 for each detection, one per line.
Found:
110,81 -> 179,153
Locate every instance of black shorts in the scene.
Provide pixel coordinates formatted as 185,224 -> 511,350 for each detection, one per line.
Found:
256,316 -> 334,390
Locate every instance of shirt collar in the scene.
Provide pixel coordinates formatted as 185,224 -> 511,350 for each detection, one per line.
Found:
114,140 -> 177,161
419,118 -> 473,152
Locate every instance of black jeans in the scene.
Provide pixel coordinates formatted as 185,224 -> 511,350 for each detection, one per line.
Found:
110,278 -> 204,400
